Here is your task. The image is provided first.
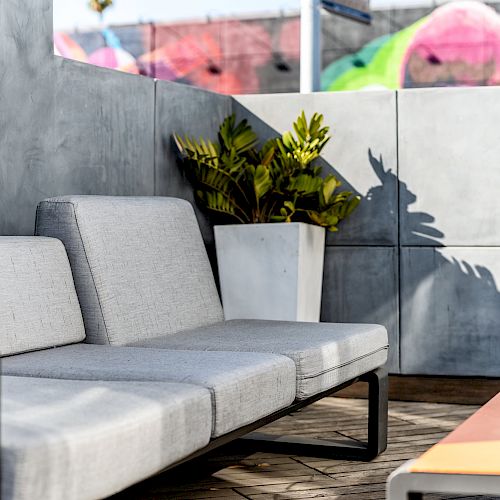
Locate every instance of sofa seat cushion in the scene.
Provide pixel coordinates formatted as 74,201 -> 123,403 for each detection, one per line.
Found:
1,345 -> 296,437
0,237 -> 85,356
127,320 -> 389,400
1,376 -> 211,500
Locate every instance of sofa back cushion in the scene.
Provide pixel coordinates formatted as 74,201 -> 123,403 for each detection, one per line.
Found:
35,196 -> 223,345
0,237 -> 85,356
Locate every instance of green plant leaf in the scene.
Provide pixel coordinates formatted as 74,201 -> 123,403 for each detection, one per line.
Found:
218,114 -> 258,155
173,111 -> 360,233
289,174 -> 322,195
260,146 -> 275,166
254,165 -> 272,200
200,190 -> 246,224
321,175 -> 339,205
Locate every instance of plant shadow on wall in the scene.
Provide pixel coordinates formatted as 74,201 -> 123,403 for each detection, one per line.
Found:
362,150 -> 500,375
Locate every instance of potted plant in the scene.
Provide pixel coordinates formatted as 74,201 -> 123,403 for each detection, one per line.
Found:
174,112 -> 359,322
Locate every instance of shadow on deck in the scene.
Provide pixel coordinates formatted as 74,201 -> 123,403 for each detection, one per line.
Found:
111,397 -> 500,500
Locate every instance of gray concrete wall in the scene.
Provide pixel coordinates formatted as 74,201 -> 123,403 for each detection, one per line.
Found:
322,246 -> 399,371
398,86 -> 500,375
235,88 -> 500,376
400,247 -> 500,376
0,0 -> 226,237
0,0 -> 156,235
155,81 -> 232,244
233,92 -> 398,246
399,87 -> 500,247
2,0 -> 499,376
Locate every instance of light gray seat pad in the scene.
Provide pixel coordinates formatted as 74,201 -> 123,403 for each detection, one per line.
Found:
1,376 -> 211,500
2,345 -> 296,437
127,320 -> 389,400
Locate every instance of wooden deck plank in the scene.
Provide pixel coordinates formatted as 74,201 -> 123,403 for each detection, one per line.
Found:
111,398 -> 500,500
336,377 -> 500,405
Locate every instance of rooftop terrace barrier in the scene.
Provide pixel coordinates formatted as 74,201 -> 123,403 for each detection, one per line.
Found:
1,0 -> 499,377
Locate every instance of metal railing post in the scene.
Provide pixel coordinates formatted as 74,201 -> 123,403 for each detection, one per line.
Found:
300,0 -> 321,93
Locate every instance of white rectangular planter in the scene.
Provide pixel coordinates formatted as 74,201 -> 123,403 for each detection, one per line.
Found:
214,223 -> 326,322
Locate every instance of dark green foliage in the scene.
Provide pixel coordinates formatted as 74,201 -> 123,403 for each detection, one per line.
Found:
174,111 -> 360,232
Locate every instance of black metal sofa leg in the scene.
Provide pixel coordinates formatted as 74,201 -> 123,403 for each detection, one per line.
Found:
363,366 -> 389,460
238,366 -> 389,461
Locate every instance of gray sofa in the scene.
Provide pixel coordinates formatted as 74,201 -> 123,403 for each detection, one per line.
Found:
1,196 -> 389,500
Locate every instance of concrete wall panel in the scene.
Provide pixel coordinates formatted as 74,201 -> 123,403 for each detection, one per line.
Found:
0,0 -> 55,234
0,0 -> 155,235
3,0 -> 500,377
399,87 -> 500,246
322,246 -> 399,372
234,91 -> 398,246
52,58 -> 155,198
155,81 -> 232,244
401,247 -> 500,375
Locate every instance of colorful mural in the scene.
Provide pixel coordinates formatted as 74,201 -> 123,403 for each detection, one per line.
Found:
55,1 -> 500,94
54,32 -> 88,62
323,1 -> 500,91
56,17 -> 301,94
135,21 -> 275,94
88,28 -> 139,74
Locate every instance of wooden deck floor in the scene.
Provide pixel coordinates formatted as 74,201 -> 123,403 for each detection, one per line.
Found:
113,398 -> 500,500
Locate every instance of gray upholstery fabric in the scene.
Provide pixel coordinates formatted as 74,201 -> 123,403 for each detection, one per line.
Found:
35,196 -> 223,345
2,345 -> 296,437
1,376 -> 211,500
129,320 -> 389,399
0,237 -> 85,356
34,196 -> 387,400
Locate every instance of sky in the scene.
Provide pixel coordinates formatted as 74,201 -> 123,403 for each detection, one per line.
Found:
53,0 -> 443,31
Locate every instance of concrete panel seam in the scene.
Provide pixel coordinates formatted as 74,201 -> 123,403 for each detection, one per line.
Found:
154,79 -> 158,196
326,244 -> 397,248
401,245 -> 500,248
396,89 -> 402,373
